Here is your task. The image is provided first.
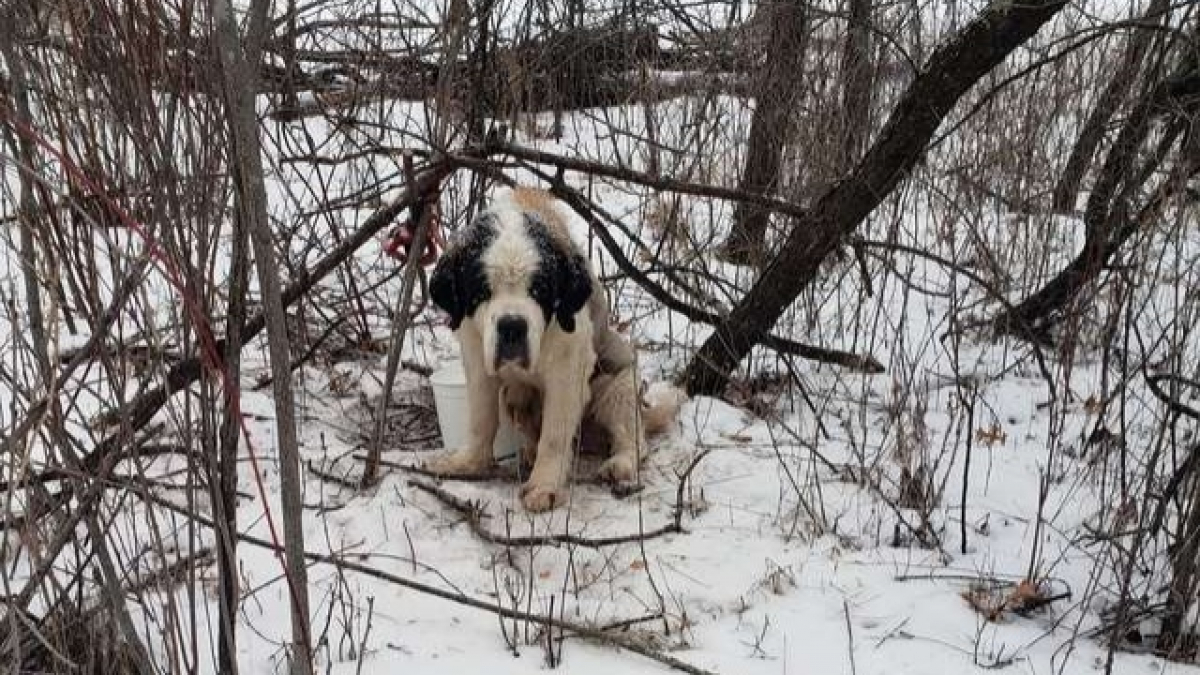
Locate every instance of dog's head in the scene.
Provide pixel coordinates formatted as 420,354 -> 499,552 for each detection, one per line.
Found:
430,200 -> 592,375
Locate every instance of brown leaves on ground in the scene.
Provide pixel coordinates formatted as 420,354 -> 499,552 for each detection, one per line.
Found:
974,424 -> 1008,447
962,578 -> 1065,622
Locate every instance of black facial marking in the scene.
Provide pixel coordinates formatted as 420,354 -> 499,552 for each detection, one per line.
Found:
429,213 -> 496,329
523,216 -> 559,325
556,251 -> 592,332
522,213 -> 592,333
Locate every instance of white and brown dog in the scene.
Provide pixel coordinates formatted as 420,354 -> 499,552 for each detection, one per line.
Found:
424,187 -> 682,511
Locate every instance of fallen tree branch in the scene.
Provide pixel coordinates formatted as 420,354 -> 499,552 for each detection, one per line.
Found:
409,479 -> 682,549
355,455 -> 519,483
134,489 -> 720,675
269,69 -> 752,121
408,446 -> 712,549
1145,372 -> 1200,421
489,142 -> 810,220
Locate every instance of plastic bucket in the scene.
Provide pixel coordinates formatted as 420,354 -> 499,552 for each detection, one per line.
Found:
429,360 -> 522,459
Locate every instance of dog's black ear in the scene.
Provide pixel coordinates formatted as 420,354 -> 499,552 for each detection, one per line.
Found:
554,252 -> 592,333
429,248 -> 465,330
429,216 -> 496,330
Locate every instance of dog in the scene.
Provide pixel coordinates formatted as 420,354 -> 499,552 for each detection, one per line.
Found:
424,186 -> 682,511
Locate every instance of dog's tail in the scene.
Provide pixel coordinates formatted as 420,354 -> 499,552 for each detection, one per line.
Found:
642,383 -> 687,437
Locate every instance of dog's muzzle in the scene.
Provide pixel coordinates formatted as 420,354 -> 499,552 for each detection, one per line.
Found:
494,314 -> 530,369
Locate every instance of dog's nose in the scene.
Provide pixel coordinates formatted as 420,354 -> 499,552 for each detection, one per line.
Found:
497,315 -> 527,345
495,315 -> 529,366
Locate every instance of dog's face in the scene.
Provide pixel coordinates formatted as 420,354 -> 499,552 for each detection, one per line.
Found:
430,205 -> 591,376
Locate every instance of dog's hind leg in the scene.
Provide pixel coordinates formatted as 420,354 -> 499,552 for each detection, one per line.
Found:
593,373 -> 686,484
591,370 -> 645,485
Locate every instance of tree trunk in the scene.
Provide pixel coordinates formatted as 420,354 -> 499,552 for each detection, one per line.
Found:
213,208 -> 248,675
1050,0 -> 1169,213
1160,444 -> 1200,655
838,0 -> 874,170
211,1 -> 314,674
716,0 -> 809,265
682,0 -> 1070,396
211,3 -> 271,671
994,62 -> 1200,343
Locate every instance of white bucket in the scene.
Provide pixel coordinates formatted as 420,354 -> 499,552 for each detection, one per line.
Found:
429,360 -> 522,459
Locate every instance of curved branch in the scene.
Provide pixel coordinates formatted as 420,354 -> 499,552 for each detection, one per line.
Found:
1146,372 -> 1200,421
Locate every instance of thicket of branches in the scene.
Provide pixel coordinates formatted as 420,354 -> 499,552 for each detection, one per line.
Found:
1,0 -> 1199,673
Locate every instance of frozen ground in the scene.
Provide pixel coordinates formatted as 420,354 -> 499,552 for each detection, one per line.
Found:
90,156 -> 1193,674
181,260 -> 1186,675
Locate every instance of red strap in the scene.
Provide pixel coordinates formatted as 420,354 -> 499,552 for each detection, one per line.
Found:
384,199 -> 444,265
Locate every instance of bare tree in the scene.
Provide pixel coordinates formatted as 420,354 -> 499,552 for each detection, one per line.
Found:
1050,0 -> 1170,213
682,0 -> 1071,395
0,15 -> 49,377
994,31 -> 1199,344
716,0 -> 809,265
211,2 -> 273,672
838,0 -> 874,169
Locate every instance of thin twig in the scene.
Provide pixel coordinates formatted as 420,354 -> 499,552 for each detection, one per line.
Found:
409,479 -> 684,548
843,598 -> 857,675
354,597 -> 375,675
355,454 -> 519,482
363,154 -> 440,486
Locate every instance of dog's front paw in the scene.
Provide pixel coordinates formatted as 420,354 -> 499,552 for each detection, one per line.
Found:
597,455 -> 637,484
423,448 -> 493,476
519,479 -> 565,512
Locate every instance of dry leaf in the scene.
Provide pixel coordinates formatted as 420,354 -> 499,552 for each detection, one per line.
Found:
963,578 -> 1053,622
975,425 -> 1008,447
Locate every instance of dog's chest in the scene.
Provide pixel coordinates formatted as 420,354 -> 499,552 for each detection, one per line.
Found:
496,365 -> 543,391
